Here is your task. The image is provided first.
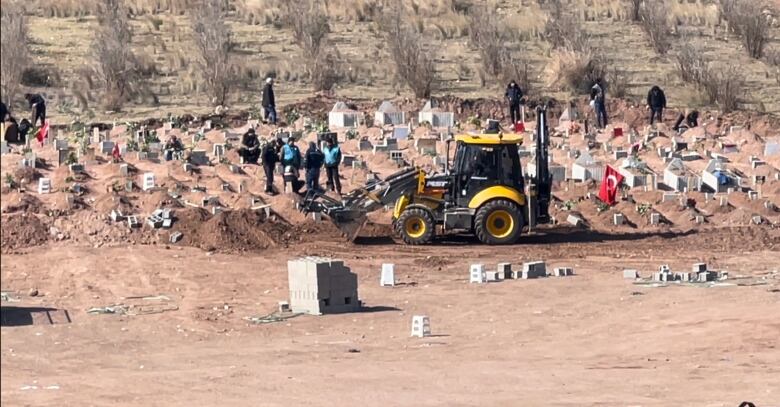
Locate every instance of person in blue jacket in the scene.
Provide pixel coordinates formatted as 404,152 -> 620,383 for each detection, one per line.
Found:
322,137 -> 342,194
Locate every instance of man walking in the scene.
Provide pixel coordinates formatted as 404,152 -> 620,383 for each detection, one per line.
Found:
304,141 -> 324,192
590,78 -> 607,129
505,80 -> 523,126
24,93 -> 46,126
323,137 -> 342,194
261,77 -> 277,125
647,85 -> 667,125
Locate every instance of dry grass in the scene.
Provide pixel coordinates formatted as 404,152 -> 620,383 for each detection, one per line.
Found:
377,2 -> 435,98
189,0 -> 233,106
1,0 -> 30,105
92,0 -> 142,111
544,49 -> 606,94
638,0 -> 672,55
720,0 -> 773,59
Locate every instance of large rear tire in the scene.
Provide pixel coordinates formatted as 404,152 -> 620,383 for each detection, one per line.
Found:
396,208 -> 435,245
474,199 -> 523,245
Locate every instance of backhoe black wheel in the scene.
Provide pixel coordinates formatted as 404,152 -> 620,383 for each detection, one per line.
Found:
396,207 -> 435,245
474,200 -> 523,245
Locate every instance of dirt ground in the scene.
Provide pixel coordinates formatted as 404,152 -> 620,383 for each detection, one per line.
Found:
2,226 -> 779,406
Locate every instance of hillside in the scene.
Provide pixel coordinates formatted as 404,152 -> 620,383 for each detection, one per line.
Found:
3,0 -> 780,123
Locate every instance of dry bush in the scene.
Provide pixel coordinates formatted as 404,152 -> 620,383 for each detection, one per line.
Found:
638,0 -> 671,55
627,0 -> 643,21
1,1 -> 30,105
544,10 -> 589,51
700,64 -> 743,112
605,66 -> 629,99
544,49 -> 606,94
468,5 -> 507,78
766,48 -> 780,86
719,0 -> 771,59
189,0 -> 233,106
92,0 -> 141,111
377,2 -> 436,98
501,58 -> 534,95
675,42 -> 708,84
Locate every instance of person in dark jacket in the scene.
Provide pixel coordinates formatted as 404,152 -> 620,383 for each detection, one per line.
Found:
24,93 -> 46,126
590,78 -> 607,129
239,128 -> 261,164
505,80 -> 524,125
672,109 -> 700,132
262,141 -> 279,194
304,141 -> 324,192
322,137 -> 342,194
261,78 -> 277,125
647,85 -> 667,125
0,101 -> 9,122
163,134 -> 184,161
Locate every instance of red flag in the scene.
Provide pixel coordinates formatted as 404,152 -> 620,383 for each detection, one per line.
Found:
112,144 -> 122,160
514,122 -> 525,132
598,165 -> 624,205
613,127 -> 623,137
36,121 -> 50,146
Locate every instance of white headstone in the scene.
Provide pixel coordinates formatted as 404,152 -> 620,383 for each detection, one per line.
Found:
37,178 -> 52,194
469,264 -> 486,283
380,264 -> 395,287
142,172 -> 155,191
410,315 -> 430,338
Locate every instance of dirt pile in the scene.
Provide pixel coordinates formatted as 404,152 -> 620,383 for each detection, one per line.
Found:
0,214 -> 49,251
167,208 -> 290,252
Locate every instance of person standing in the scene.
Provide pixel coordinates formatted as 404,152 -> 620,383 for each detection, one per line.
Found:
262,140 -> 279,194
505,80 -> 523,126
0,101 -> 9,122
261,77 -> 277,125
646,85 -> 667,125
590,78 -> 607,129
281,138 -> 302,193
24,93 -> 46,126
304,141 -> 324,192
323,137 -> 342,194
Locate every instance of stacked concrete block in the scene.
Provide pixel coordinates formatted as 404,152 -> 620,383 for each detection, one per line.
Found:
37,178 -> 52,194
522,261 -> 547,279
553,267 -> 574,277
486,270 -> 501,282
287,257 -> 360,315
469,264 -> 486,283
410,315 -> 431,338
497,263 -> 513,279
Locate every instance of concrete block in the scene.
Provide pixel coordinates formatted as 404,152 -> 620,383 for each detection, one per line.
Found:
497,262 -> 512,279
522,261 -> 547,279
380,263 -> 395,287
411,315 -> 431,338
553,267 -> 574,277
119,164 -> 129,177
752,215 -> 762,225
486,271 -> 500,282
613,213 -> 624,225
692,263 -> 707,273
677,272 -> 693,282
142,172 -> 155,191
698,271 -> 717,282
650,212 -> 661,225
623,269 -> 639,279
469,264 -> 486,283
70,163 -> 85,174
37,178 -> 52,194
567,214 -> 583,227
169,231 -> 183,243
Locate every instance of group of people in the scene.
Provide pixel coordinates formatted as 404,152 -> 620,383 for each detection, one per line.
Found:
236,128 -> 342,196
1,93 -> 47,144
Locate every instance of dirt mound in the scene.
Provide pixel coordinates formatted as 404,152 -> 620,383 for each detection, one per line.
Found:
2,193 -> 46,214
166,208 -> 291,252
1,213 -> 49,251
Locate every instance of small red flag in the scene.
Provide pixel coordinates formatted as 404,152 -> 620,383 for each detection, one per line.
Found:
112,143 -> 122,160
598,165 -> 624,205
36,121 -> 50,146
613,127 -> 623,137
514,122 -> 525,132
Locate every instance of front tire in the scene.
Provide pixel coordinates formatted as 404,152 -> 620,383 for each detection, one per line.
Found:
474,200 -> 523,245
396,208 -> 435,245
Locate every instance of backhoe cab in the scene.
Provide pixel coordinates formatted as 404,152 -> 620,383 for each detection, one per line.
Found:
299,106 -> 553,245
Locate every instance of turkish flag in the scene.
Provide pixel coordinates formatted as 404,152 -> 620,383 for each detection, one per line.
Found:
514,122 -> 525,132
598,165 -> 624,205
36,121 -> 50,146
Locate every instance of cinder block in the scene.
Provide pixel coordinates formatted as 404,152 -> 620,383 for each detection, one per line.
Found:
623,269 -> 639,279
470,264 -> 486,283
692,263 -> 707,273
553,267 -> 574,277
522,261 -> 547,279
497,262 -> 512,279
486,271 -> 500,282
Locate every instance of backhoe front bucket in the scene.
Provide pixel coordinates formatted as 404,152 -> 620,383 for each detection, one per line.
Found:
328,209 -> 368,242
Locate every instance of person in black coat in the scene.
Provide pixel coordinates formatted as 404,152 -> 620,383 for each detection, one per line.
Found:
505,80 -> 524,125
262,141 -> 279,194
239,128 -> 261,164
0,101 -> 9,122
24,93 -> 46,126
261,78 -> 277,125
647,85 -> 667,125
304,141 -> 324,192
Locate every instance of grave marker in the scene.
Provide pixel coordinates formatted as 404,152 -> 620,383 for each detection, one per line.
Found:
380,264 -> 395,287
410,315 -> 431,338
142,172 -> 155,191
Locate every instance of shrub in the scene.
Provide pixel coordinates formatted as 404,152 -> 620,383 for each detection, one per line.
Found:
189,0 -> 233,106
0,1 -> 30,105
281,0 -> 342,91
544,49 -> 606,94
377,3 -> 436,98
544,10 -> 589,52
92,0 -> 140,111
719,0 -> 771,59
638,0 -> 671,55
675,42 -> 707,84
468,5 -> 505,78
700,64 -> 743,113
627,0 -> 643,21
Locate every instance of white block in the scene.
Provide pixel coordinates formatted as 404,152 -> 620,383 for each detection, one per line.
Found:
142,172 -> 155,191
469,264 -> 486,283
37,178 -> 52,194
380,264 -> 395,287
410,315 -> 430,338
